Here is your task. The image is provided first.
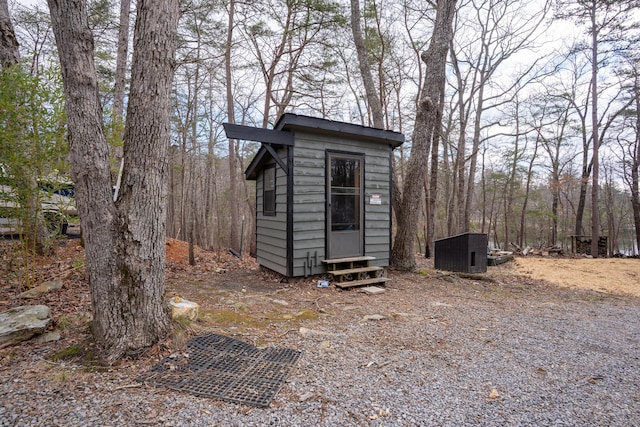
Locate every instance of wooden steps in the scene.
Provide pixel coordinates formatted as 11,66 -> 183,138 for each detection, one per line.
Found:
329,266 -> 384,277
332,277 -> 391,289
322,256 -> 389,289
322,256 -> 376,264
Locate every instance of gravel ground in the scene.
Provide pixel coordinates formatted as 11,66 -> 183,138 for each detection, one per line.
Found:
1,266 -> 639,426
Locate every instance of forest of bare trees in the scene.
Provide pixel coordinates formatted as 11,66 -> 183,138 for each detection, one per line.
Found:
5,0 -> 640,260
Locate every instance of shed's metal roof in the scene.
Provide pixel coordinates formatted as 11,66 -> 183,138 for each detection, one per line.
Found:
274,113 -> 404,148
223,113 -> 405,180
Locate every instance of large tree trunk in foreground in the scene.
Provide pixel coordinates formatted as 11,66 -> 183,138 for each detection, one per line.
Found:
391,0 -> 457,270
48,0 -> 179,360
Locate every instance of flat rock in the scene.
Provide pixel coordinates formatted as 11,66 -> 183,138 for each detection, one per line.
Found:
0,305 -> 52,347
18,281 -> 63,299
360,286 -> 385,295
33,330 -> 62,344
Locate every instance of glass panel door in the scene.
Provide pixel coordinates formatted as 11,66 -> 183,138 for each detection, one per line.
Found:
328,154 -> 363,258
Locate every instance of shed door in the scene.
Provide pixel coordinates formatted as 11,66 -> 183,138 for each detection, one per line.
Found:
328,153 -> 363,259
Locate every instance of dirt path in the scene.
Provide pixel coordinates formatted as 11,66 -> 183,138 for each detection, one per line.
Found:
512,257 -> 640,297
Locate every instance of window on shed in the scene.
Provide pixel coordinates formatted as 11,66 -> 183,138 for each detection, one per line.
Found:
263,166 -> 276,215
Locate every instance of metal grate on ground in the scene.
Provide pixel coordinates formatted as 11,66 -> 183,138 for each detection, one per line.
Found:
137,333 -> 303,407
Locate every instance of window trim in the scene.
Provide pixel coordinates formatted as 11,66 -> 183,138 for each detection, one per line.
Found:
263,165 -> 276,216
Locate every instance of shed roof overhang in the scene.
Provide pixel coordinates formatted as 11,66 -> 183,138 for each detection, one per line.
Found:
274,113 -> 404,148
223,123 -> 294,180
223,114 -> 405,180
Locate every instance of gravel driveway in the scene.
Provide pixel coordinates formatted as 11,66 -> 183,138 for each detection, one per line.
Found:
1,267 -> 639,426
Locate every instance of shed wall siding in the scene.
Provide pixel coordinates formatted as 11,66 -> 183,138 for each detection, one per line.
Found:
290,133 -> 392,276
255,155 -> 288,275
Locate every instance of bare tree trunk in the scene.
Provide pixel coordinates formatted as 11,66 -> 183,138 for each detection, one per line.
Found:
350,0 -> 384,129
111,0 -> 131,195
225,0 -> 240,252
621,69 -> 640,255
519,135 -> 539,248
427,82 -> 447,257
604,170 -> 616,255
168,146 -> 176,237
204,73 -> 218,250
464,85 -> 485,230
113,0 -> 130,121
632,152 -> 640,254
504,103 -> 522,249
590,8 -> 600,257
420,166 -> 430,258
188,31 -> 202,266
391,0 -> 457,269
443,125 -> 455,236
115,0 -> 177,354
632,85 -> 640,255
48,0 -> 178,360
449,49 -> 466,235
574,157 -> 590,237
481,148 -> 487,234
179,120 -> 187,240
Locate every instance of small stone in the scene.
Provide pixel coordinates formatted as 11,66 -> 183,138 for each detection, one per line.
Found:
391,312 -> 411,318
319,340 -> 331,348
33,330 -> 62,344
272,299 -> 289,306
364,314 -> 386,321
232,302 -> 247,310
299,327 -> 332,337
299,392 -> 315,402
430,301 -> 452,307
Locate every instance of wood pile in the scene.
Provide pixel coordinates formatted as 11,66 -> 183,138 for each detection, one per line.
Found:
509,242 -> 564,257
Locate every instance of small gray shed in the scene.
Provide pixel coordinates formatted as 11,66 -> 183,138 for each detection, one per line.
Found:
224,114 -> 404,277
